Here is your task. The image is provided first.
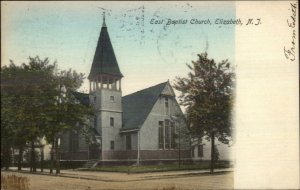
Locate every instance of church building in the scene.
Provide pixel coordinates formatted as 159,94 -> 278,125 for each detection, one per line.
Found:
60,16 -> 191,164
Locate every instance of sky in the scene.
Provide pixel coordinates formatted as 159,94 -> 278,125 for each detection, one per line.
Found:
1,1 -> 235,96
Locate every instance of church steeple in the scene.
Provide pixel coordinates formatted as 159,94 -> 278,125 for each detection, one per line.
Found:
88,14 -> 123,93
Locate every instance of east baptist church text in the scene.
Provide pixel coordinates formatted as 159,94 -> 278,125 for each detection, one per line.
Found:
150,18 -> 242,26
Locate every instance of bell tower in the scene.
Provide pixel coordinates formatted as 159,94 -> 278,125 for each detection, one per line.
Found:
88,13 -> 123,160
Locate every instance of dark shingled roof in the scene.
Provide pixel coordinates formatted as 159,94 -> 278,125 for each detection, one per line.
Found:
88,24 -> 123,79
122,82 -> 168,130
72,91 -> 89,106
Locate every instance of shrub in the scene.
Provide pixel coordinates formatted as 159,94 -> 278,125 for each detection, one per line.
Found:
1,174 -> 29,190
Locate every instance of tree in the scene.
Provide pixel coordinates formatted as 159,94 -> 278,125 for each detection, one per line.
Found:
21,57 -> 57,172
1,63 -> 26,170
173,52 -> 234,173
1,56 -> 92,173
1,57 -> 57,172
44,69 -> 93,174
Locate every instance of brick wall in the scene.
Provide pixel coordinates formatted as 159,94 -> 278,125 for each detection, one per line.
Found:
61,149 -> 191,161
61,151 -> 88,160
102,150 -> 137,160
140,150 -> 190,160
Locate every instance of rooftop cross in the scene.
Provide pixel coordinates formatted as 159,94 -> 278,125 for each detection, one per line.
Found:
102,12 -> 107,27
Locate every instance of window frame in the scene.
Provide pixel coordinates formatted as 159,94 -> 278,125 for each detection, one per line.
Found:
170,121 -> 176,149
164,97 -> 169,115
158,121 -> 164,149
110,141 -> 114,150
191,146 -> 195,157
94,115 -> 97,128
165,119 -> 170,149
69,130 -> 79,152
110,117 -> 114,127
110,95 -> 115,102
126,135 -> 132,150
198,145 -> 203,157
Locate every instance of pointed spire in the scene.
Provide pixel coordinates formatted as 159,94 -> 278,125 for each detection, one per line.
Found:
88,15 -> 123,80
102,12 -> 107,28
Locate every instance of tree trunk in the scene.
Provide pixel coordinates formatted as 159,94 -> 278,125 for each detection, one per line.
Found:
17,146 -> 24,171
3,145 -> 11,170
210,132 -> 215,174
50,140 -> 55,174
40,147 -> 44,172
55,138 -> 60,174
31,140 -> 36,172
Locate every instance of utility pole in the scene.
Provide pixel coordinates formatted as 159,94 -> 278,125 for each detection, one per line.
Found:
178,121 -> 181,168
171,116 -> 181,168
137,130 -> 140,166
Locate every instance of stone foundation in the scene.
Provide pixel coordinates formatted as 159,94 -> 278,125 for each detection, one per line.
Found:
61,149 -> 191,162
102,149 -> 190,160
61,151 -> 88,160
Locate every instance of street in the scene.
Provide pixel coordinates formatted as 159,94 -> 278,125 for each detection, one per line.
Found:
2,168 -> 233,190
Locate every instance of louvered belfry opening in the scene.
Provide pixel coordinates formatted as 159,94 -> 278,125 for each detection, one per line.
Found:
89,74 -> 122,92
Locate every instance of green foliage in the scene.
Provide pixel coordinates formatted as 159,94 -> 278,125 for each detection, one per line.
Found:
1,56 -> 93,172
173,52 -> 234,173
173,52 -> 235,143
23,150 -> 40,163
43,67 -> 93,145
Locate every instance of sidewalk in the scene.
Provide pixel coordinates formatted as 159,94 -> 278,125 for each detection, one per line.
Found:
3,168 -> 234,190
7,167 -> 233,182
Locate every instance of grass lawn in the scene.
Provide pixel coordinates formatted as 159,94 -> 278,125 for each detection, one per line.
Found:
87,161 -> 232,173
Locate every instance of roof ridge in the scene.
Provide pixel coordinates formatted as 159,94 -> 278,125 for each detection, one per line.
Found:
123,81 -> 168,98
72,91 -> 89,95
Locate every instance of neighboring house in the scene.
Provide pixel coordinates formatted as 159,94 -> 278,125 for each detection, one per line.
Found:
190,137 -> 234,161
60,16 -> 191,163
10,137 -> 52,164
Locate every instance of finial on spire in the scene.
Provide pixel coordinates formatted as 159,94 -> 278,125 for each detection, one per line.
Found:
102,12 -> 107,27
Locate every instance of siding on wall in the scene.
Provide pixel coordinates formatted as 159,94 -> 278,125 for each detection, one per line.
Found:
78,133 -> 89,151
101,111 -> 123,151
121,132 -> 138,150
61,132 -> 70,152
99,89 -> 123,152
139,85 -> 190,151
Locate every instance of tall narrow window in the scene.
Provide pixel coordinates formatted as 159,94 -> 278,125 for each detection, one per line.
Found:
165,119 -> 170,149
170,122 -> 176,149
165,97 -> 169,115
110,117 -> 114,127
94,115 -> 97,128
198,145 -> 203,157
69,130 -> 79,152
126,135 -> 131,150
110,141 -> 114,150
158,121 -> 164,149
191,146 -> 195,157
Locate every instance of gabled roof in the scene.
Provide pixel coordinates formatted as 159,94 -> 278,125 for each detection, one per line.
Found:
72,91 -> 89,106
122,82 -> 168,130
88,23 -> 123,79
